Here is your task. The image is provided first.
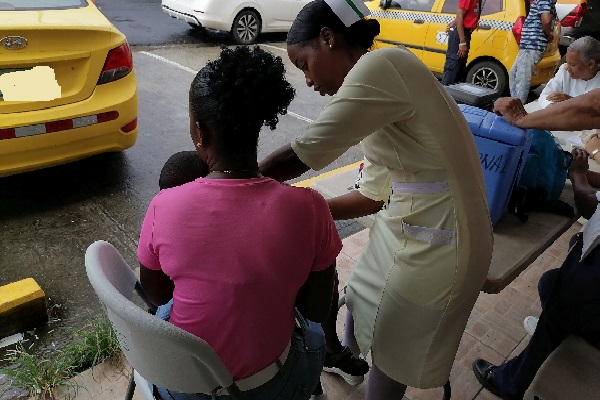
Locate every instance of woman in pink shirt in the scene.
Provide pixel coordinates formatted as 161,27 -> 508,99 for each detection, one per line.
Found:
137,46 -> 341,400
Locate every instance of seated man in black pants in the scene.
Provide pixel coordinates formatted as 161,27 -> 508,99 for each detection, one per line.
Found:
473,91 -> 600,399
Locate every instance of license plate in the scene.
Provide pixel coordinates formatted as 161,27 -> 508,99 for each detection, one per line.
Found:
0,66 -> 59,101
0,68 -> 31,100
436,31 -> 449,46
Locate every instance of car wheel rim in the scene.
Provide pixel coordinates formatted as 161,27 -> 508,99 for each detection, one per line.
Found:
471,67 -> 498,90
236,14 -> 258,42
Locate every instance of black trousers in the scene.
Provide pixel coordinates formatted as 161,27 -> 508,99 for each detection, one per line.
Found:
441,26 -> 473,86
493,233 -> 600,398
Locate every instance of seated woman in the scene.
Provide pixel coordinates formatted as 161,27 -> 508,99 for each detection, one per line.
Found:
137,46 -> 340,400
537,36 -> 600,109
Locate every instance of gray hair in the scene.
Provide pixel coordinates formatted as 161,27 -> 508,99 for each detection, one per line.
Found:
567,36 -> 600,70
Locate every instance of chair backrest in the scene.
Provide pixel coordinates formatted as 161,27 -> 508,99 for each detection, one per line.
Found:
85,240 -> 240,397
523,334 -> 600,400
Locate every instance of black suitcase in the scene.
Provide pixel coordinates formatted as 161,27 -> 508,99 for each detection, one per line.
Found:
444,83 -> 499,111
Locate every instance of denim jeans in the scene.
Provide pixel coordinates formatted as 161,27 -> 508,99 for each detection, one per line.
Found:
152,300 -> 325,400
441,26 -> 473,86
509,49 -> 544,103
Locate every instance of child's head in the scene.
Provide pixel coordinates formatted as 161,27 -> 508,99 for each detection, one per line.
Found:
159,151 -> 209,190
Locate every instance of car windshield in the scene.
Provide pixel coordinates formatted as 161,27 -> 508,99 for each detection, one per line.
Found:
0,0 -> 86,10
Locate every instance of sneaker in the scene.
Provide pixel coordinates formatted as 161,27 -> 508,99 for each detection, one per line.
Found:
310,381 -> 326,400
523,316 -> 538,335
323,347 -> 369,386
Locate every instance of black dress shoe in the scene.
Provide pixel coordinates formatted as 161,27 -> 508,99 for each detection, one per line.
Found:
472,359 -> 505,398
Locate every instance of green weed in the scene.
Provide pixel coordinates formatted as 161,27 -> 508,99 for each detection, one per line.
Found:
0,314 -> 122,399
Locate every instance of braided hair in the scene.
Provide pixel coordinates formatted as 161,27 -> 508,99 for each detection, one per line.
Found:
189,46 -> 295,152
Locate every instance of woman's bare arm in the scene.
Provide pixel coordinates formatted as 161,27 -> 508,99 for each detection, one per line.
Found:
327,190 -> 385,220
493,89 -> 600,131
139,264 -> 175,307
296,264 -> 335,323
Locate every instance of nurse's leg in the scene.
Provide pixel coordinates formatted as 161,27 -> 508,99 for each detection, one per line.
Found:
366,365 -> 407,400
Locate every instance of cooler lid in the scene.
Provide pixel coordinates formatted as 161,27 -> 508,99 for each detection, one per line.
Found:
459,104 -> 531,146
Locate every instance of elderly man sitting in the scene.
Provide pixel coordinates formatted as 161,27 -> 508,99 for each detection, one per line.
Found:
537,36 -> 600,109
471,90 -> 600,399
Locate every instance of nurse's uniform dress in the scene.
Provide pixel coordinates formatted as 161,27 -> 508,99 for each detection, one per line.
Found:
292,47 -> 493,388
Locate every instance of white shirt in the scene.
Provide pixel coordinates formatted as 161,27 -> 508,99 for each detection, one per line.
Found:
538,64 -> 600,109
581,191 -> 600,261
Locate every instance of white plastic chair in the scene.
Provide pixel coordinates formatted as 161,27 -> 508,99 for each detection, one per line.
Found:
524,335 -> 600,400
85,240 -> 243,400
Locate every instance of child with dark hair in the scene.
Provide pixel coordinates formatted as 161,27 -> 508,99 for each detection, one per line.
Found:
138,46 -> 340,400
159,151 -> 209,190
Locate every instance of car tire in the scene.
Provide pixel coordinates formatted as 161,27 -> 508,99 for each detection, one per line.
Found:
188,22 -> 203,30
231,10 -> 261,45
466,60 -> 508,95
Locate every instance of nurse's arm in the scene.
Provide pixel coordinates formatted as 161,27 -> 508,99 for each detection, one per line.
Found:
327,191 -> 385,220
259,143 -> 310,182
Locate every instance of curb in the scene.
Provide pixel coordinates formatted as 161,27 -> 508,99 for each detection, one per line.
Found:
0,278 -> 47,340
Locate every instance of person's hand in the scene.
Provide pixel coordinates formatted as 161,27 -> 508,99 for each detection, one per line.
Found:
457,44 -> 468,58
547,92 -> 572,103
569,147 -> 589,179
446,23 -> 451,33
493,97 -> 527,125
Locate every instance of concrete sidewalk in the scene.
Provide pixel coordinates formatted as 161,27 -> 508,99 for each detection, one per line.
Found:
28,167 -> 580,400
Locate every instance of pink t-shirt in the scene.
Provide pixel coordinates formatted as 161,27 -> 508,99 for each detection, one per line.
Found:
137,177 -> 341,379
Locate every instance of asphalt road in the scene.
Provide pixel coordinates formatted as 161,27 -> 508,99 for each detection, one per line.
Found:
94,0 -> 289,47
0,5 -> 364,372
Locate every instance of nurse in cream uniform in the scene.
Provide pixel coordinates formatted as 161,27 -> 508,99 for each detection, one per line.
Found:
260,0 -> 493,398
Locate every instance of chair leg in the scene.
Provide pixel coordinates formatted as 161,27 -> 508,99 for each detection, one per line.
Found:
442,380 -> 451,400
125,367 -> 136,400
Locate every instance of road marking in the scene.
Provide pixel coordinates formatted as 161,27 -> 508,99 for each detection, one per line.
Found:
259,44 -> 287,53
292,161 -> 361,188
288,111 -> 313,123
139,50 -> 314,124
139,51 -> 197,74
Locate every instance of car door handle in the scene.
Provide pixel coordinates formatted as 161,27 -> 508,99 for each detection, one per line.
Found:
478,24 -> 491,30
414,19 -> 425,24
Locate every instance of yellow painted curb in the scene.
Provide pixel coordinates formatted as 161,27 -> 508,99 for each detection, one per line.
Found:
292,161 -> 362,188
0,278 -> 45,314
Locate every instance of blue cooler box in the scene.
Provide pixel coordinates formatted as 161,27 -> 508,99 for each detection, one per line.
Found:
459,104 -> 533,225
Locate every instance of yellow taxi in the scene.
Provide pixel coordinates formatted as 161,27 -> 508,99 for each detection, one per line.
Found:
0,0 -> 137,178
366,0 -> 561,95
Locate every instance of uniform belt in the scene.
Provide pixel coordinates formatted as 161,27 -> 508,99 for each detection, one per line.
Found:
211,339 -> 292,396
392,181 -> 449,194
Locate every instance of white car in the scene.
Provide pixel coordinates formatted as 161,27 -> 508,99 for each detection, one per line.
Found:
162,0 -> 310,44
555,0 -> 600,52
